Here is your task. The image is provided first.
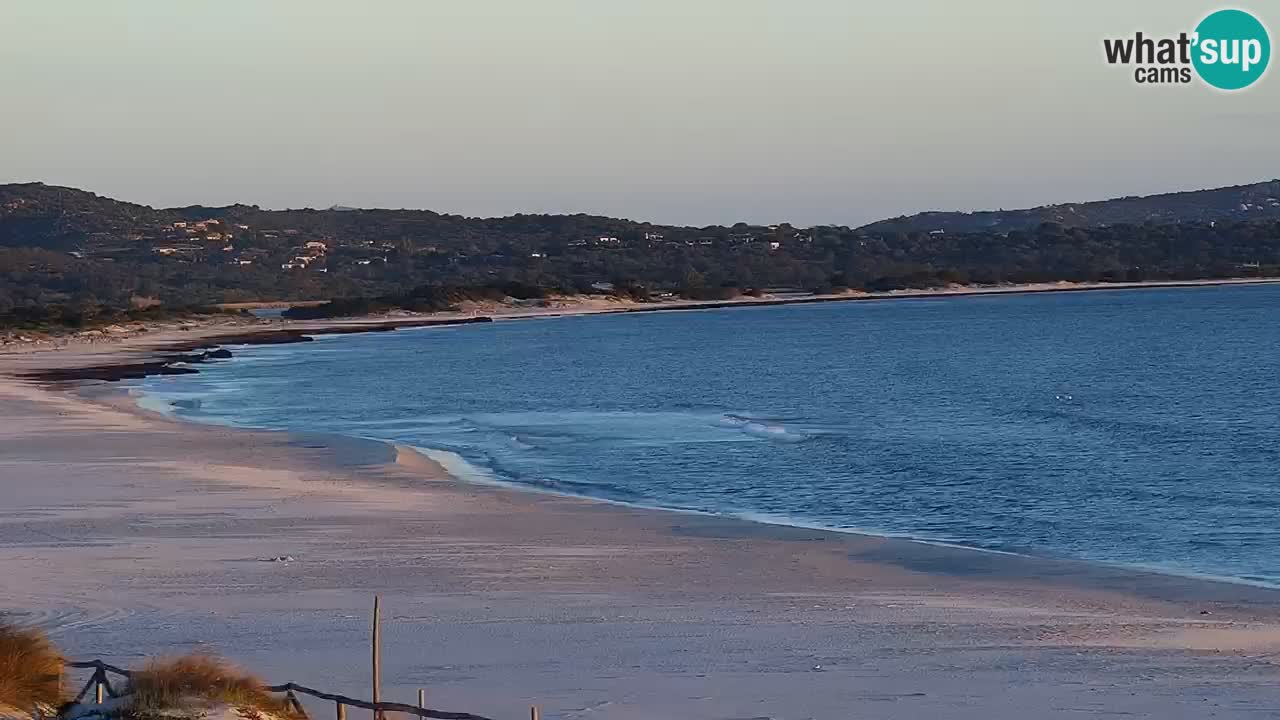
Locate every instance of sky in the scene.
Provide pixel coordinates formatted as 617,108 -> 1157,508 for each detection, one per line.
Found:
1,0 -> 1277,226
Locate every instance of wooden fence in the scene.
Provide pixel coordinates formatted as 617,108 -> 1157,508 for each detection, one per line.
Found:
64,660 -> 502,720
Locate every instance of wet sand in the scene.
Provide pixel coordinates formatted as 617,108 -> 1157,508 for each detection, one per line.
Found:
3,329 -> 1280,719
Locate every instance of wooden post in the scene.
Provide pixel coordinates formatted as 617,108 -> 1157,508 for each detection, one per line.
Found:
334,702 -> 345,720
417,689 -> 426,709
371,595 -> 382,720
284,689 -> 309,719
94,679 -> 104,705
530,705 -> 541,720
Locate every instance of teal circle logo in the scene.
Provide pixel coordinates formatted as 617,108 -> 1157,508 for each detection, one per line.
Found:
1192,9 -> 1271,90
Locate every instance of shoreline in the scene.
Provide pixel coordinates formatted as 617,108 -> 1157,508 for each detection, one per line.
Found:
85,366 -> 1280,602
31,371 -> 1280,612
413,441 -> 1280,595
10,277 -> 1280,595
10,276 -> 1280,384
10,304 -> 1280,605
5,284 -> 1280,716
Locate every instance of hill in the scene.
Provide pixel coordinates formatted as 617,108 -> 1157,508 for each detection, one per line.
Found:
858,180 -> 1280,235
2,181 -> 1280,325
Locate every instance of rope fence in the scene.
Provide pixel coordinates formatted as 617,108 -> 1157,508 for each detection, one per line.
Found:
64,660 -> 501,720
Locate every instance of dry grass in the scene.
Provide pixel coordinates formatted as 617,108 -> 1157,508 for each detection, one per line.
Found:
0,621 -> 65,712
126,655 -> 288,717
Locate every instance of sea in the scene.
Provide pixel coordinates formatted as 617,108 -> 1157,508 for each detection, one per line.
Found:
135,285 -> 1280,587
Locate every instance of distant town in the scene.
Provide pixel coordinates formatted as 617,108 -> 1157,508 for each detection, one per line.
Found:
85,216 -> 803,272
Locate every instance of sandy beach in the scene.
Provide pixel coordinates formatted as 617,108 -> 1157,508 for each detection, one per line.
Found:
8,277 -> 1280,354
3,323 -> 1280,719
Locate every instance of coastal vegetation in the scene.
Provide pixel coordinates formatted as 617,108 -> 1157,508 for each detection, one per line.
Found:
278,282 -> 649,320
0,624 -> 281,720
0,622 -> 65,716
124,656 -> 287,720
0,626 -> 289,720
3,181 -> 1280,328
0,623 -> 494,720
0,625 -> 282,720
0,304 -> 248,335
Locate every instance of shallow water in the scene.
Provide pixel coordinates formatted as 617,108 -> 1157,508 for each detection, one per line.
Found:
138,286 -> 1280,586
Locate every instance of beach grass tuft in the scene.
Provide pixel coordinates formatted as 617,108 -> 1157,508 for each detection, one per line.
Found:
125,655 -> 289,717
0,621 -> 65,713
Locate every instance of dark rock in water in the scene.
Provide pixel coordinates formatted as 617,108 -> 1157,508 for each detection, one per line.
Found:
22,317 -> 494,385
171,399 -> 202,410
166,352 -> 210,364
24,361 -> 200,382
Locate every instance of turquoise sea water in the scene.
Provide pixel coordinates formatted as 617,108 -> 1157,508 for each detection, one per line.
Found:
138,286 -> 1280,586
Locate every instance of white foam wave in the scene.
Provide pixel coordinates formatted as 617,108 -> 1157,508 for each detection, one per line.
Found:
717,414 -> 808,442
741,421 -> 807,443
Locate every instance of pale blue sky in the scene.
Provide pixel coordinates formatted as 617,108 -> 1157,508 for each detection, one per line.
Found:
1,0 -> 1276,225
